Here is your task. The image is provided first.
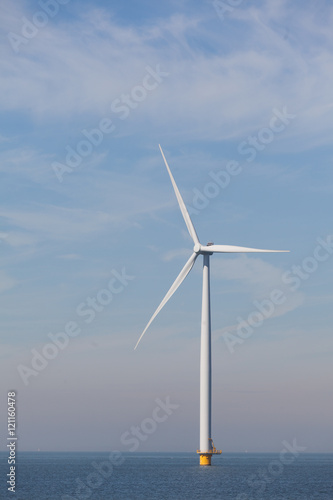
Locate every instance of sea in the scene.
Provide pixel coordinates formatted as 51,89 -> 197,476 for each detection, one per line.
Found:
0,452 -> 332,499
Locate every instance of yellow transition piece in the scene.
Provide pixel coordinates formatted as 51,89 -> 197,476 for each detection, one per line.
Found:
199,454 -> 212,466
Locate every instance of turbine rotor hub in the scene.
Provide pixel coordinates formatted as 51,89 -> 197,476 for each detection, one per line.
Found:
194,243 -> 202,253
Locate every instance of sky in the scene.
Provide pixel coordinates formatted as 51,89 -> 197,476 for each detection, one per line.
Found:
0,0 -> 332,454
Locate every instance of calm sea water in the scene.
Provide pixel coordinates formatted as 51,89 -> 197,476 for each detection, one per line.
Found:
0,452 -> 332,499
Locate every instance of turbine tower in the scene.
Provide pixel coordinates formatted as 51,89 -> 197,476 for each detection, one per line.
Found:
135,145 -> 288,465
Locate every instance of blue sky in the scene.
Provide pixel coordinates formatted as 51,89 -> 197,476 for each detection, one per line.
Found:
0,0 -> 332,453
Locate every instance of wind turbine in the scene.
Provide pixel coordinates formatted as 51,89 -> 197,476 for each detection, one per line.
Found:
135,145 -> 288,466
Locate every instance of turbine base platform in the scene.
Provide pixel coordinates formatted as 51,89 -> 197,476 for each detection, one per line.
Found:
197,440 -> 222,466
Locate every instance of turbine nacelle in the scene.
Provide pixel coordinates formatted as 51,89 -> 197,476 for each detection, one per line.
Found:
194,242 -> 214,255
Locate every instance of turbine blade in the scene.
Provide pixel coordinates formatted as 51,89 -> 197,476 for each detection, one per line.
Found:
159,145 -> 199,245
134,252 -> 198,349
201,244 -> 289,253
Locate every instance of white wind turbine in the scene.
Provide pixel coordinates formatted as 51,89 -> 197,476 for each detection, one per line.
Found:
135,145 -> 288,465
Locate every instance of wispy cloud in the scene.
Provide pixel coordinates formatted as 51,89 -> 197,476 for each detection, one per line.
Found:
162,248 -> 191,262
57,253 -> 82,260
0,231 -> 36,247
0,205 -> 123,241
214,255 -> 284,293
0,270 -> 17,293
1,1 -> 333,148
